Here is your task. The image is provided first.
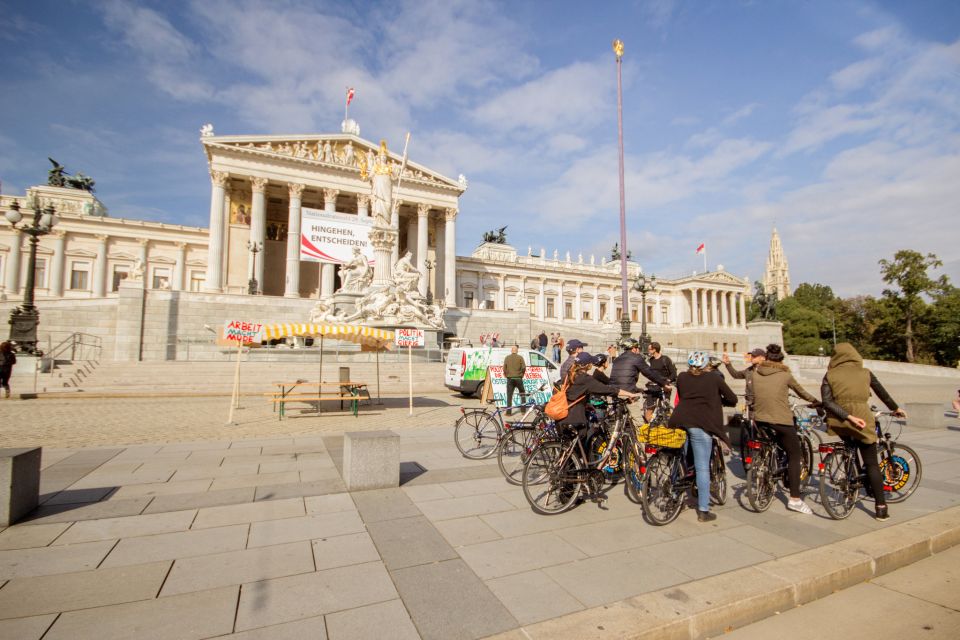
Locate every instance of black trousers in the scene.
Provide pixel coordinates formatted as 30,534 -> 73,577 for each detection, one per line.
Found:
758,421 -> 802,498
505,378 -> 525,411
841,437 -> 886,507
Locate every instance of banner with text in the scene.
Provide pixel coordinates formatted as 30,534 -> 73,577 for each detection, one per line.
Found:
300,208 -> 374,264
487,365 -> 553,408
395,328 -> 425,347
222,320 -> 264,345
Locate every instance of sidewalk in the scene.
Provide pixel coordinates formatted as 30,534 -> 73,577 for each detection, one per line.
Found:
0,407 -> 957,638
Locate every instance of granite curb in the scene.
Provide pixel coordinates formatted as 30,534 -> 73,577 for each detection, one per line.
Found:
483,505 -> 960,640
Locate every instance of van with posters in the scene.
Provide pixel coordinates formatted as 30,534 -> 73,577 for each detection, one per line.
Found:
444,346 -> 560,398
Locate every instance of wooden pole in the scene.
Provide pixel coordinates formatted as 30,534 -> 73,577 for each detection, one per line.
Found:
408,344 -> 413,416
376,347 -> 382,405
319,334 -> 324,413
227,341 -> 242,424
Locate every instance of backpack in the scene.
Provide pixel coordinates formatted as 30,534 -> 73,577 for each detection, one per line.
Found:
544,375 -> 585,421
530,338 -> 538,350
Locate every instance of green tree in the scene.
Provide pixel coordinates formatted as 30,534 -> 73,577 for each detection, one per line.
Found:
921,284 -> 960,367
878,250 -> 948,363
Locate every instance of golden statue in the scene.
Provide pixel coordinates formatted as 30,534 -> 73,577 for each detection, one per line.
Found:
373,139 -> 392,175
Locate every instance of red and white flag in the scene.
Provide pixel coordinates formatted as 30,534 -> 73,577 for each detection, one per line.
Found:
345,87 -> 355,107
695,242 -> 705,255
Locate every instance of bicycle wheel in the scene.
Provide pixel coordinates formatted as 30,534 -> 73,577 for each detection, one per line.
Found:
710,444 -> 728,506
640,452 -> 684,525
454,412 -> 501,459
623,443 -> 645,504
522,442 -> 582,515
798,433 -> 814,486
880,443 -> 922,504
819,451 -> 858,519
746,447 -> 776,512
497,427 -> 534,485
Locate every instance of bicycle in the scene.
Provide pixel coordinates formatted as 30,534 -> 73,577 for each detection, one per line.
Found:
639,428 -> 727,525
520,398 -> 634,515
454,394 -> 542,460
817,409 -> 922,519
496,404 -> 557,485
743,420 -> 815,512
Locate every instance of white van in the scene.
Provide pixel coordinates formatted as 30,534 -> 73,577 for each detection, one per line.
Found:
444,346 -> 560,397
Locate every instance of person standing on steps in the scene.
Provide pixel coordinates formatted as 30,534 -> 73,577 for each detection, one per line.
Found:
0,342 -> 16,399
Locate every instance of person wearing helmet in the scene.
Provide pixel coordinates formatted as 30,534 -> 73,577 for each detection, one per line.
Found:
669,350 -> 738,522
609,337 -> 669,426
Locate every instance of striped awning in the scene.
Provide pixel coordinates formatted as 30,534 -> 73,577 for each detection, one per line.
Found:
261,323 -> 395,349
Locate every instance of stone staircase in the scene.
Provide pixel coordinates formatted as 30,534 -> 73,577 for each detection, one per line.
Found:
42,358 -> 448,396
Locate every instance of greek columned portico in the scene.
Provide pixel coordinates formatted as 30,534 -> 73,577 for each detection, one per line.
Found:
204,170 -> 228,292
284,182 -> 304,298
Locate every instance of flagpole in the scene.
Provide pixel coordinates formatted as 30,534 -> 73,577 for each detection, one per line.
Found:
344,87 -> 350,122
703,247 -> 707,274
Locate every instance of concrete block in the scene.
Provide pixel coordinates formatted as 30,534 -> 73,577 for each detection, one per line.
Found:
342,430 -> 399,491
903,402 -> 948,429
0,447 -> 41,526
755,545 -> 873,604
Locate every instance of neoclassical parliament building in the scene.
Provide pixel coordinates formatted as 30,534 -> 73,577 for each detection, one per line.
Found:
0,123 -> 771,360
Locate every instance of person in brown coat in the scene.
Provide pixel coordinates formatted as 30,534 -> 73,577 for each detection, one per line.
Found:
502,345 -> 526,415
752,344 -> 820,514
819,342 -> 906,521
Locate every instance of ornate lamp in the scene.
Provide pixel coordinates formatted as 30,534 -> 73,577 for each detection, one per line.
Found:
6,197 -> 58,354
634,272 -> 657,352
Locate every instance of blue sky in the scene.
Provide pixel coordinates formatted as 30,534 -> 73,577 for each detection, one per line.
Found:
1,0 -> 958,295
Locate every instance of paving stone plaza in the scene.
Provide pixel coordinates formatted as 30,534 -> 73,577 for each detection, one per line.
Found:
1,389 -> 959,639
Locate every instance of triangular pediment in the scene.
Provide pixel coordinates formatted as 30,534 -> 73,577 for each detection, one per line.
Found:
700,271 -> 748,286
65,249 -> 97,258
203,133 -> 463,190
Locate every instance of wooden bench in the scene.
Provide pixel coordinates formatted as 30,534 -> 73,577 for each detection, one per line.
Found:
267,381 -> 370,420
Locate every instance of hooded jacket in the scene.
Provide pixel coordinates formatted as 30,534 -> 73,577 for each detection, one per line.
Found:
820,342 -> 899,444
752,361 -> 818,426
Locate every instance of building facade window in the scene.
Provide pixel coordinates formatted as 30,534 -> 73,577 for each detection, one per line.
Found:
599,302 -> 607,321
189,271 -> 205,292
463,291 -> 474,308
564,301 -> 573,320
546,297 -> 555,318
112,265 -> 129,292
69,262 -> 90,290
34,258 -> 47,289
152,267 -> 171,290
582,309 -> 591,321
661,307 -> 668,324
527,296 -> 536,316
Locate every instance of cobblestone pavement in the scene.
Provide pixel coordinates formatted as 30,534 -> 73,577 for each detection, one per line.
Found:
0,393 -> 474,448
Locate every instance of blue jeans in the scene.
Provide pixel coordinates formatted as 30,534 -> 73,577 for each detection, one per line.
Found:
686,427 -> 712,512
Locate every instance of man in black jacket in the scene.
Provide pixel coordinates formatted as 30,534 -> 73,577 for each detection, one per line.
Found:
610,338 -> 668,424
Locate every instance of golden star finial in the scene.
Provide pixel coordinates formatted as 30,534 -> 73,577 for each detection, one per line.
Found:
613,39 -> 624,59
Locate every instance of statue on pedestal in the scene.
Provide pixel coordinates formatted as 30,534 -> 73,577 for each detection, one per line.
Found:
338,247 -> 372,293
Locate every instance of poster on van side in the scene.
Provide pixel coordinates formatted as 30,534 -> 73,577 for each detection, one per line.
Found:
463,348 -> 493,381
486,365 -> 553,408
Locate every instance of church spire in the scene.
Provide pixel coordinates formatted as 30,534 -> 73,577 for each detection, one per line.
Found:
763,227 -> 791,299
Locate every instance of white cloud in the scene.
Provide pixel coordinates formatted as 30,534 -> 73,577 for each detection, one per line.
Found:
722,102 -> 760,126
829,58 -> 884,92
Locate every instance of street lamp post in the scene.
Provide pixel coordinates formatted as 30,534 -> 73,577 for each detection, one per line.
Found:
247,241 -> 262,295
424,258 -> 435,305
634,273 -> 657,352
5,197 -> 58,355
613,38 -> 630,344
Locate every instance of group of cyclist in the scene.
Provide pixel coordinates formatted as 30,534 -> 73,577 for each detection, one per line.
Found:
550,335 -> 906,523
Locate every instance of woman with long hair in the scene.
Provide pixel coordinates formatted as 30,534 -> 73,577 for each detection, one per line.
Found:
752,344 -> 820,514
669,351 -> 738,522
558,353 -> 639,444
0,342 -> 16,399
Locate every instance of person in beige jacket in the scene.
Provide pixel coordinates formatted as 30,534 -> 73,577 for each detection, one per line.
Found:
752,344 -> 820,514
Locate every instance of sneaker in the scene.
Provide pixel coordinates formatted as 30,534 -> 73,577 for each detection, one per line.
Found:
875,505 -> 890,521
697,510 -> 717,522
787,499 -> 813,515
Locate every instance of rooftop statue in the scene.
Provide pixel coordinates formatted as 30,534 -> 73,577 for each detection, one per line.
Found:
610,242 -> 632,261
48,158 -> 96,192
753,281 -> 778,321
482,226 -> 508,244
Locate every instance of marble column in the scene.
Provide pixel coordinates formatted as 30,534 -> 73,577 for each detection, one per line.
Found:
497,275 -> 506,310
4,232 -> 21,295
434,217 -> 446,302
48,231 -> 66,298
357,194 -> 370,219
284,183 -> 305,298
92,234 -> 108,297
416,204 -> 429,297
137,239 -> 149,286
725,292 -> 733,327
204,170 -> 228,291
173,242 -> 186,291
699,289 -> 707,326
390,200 -> 401,268
321,188 -> 339,296
690,288 -> 699,326
594,286 -> 601,323
250,177 -> 268,290
538,280 -> 546,321
739,293 -> 747,328
575,283 -> 582,323
444,208 -> 457,307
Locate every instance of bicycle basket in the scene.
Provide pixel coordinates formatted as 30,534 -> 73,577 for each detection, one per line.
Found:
636,424 -> 687,448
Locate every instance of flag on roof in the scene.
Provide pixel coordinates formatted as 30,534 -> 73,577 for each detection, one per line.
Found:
695,242 -> 705,255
